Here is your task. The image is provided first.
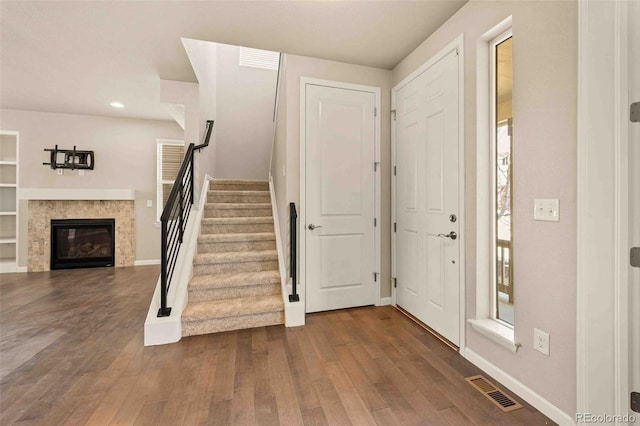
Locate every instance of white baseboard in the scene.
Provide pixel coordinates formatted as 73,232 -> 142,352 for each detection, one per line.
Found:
464,348 -> 575,426
134,259 -> 160,266
377,296 -> 392,306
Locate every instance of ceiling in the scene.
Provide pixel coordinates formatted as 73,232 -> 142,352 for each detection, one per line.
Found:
0,1 -> 467,121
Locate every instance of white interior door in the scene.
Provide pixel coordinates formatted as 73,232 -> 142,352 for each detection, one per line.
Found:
395,50 -> 461,346
304,83 -> 376,313
629,0 -> 640,415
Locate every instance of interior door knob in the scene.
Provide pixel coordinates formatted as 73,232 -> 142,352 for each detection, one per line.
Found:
308,224 -> 322,230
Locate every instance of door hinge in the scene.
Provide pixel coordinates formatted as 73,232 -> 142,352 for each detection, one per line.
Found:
632,392 -> 640,413
394,222 -> 397,232
373,272 -> 378,282
631,247 -> 640,268
374,218 -> 377,227
374,107 -> 377,117
631,102 -> 640,123
391,110 -> 396,121
393,278 -> 397,288
393,165 -> 396,176
374,161 -> 380,172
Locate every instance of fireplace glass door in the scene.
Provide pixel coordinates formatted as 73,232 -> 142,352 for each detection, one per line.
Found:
50,219 -> 115,269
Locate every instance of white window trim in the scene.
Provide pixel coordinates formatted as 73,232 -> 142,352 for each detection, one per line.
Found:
471,16 -> 520,353
156,139 -> 184,223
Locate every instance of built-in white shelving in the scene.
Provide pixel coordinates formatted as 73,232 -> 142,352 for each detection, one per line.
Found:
0,131 -> 19,273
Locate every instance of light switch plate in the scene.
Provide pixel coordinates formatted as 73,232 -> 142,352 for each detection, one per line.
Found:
56,169 -> 63,175
146,200 -> 153,208
534,199 -> 559,222
78,170 -> 84,176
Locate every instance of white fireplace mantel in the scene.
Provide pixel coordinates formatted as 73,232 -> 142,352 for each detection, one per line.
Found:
18,188 -> 135,201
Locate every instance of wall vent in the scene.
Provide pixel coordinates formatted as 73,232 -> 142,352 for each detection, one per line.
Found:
239,47 -> 280,71
465,375 -> 522,412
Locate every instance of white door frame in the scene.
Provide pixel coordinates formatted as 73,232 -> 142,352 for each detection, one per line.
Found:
391,34 -> 466,353
299,77 -> 382,310
577,0 -> 633,420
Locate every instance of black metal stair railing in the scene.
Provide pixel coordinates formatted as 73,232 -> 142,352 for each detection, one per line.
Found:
157,120 -> 214,317
289,202 -> 299,302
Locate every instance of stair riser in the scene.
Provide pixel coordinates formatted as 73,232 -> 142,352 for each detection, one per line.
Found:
200,223 -> 273,234
193,260 -> 278,275
188,284 -> 280,302
198,240 -> 276,254
204,208 -> 272,218
182,311 -> 284,337
207,194 -> 270,203
210,184 -> 269,191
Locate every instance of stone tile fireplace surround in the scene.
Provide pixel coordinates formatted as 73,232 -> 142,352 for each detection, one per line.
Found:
23,189 -> 135,272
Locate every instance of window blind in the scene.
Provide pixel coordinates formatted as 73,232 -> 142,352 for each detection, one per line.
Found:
157,143 -> 185,221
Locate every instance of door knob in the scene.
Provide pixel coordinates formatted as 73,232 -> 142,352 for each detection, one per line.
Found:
437,231 -> 457,240
308,224 -> 323,230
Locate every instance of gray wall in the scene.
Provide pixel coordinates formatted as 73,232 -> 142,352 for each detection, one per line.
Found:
0,109 -> 183,265
215,44 -> 278,180
392,0 -> 578,414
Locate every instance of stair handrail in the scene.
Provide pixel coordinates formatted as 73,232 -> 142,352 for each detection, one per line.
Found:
289,202 -> 300,302
157,120 -> 214,317
195,119 -> 214,151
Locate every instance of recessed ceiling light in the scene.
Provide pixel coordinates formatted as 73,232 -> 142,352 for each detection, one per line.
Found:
110,101 -> 124,108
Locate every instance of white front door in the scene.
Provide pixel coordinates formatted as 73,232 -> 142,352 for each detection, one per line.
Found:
395,50 -> 461,346
629,0 -> 640,415
304,83 -> 376,313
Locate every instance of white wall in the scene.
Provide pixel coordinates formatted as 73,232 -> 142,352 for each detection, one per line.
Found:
271,56 -> 288,270
393,0 -> 577,416
0,109 -> 184,265
215,44 -> 278,180
182,38 -> 218,197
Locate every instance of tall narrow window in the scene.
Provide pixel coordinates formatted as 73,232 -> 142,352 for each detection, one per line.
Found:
157,141 -> 184,222
493,34 -> 514,325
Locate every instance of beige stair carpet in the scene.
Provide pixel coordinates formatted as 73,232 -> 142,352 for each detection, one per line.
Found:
182,179 -> 284,337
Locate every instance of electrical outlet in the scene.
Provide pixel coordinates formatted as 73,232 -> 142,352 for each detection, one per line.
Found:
78,170 -> 84,176
533,328 -> 550,356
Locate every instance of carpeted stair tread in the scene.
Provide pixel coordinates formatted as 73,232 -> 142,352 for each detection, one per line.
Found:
182,294 -> 283,321
211,179 -> 269,187
198,232 -> 275,243
201,216 -> 273,225
189,270 -> 280,291
208,190 -> 269,196
193,250 -> 278,265
205,203 -> 272,210
182,312 -> 283,336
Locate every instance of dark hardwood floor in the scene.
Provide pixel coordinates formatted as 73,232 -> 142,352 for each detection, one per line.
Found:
0,266 -> 553,425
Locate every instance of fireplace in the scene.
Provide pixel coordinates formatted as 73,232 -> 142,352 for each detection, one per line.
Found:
50,218 -> 115,270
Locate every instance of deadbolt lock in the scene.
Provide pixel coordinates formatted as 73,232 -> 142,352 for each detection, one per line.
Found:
449,214 -> 457,223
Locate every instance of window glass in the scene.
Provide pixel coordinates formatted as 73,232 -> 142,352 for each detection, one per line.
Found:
495,36 -> 513,325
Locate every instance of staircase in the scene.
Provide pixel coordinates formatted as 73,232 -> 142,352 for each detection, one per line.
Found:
181,179 -> 284,337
